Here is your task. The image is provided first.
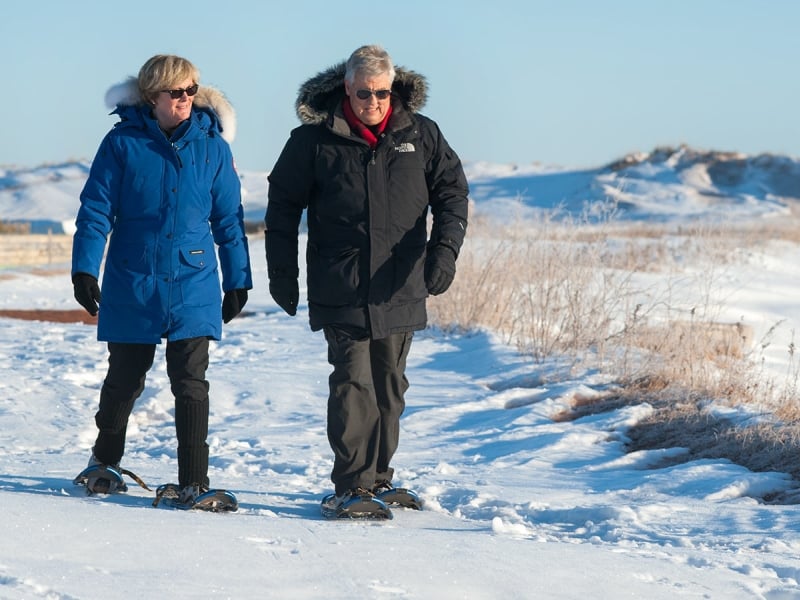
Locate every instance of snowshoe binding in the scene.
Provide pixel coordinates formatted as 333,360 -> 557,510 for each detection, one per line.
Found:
73,455 -> 150,495
152,483 -> 238,512
320,487 -> 393,520
373,480 -> 423,510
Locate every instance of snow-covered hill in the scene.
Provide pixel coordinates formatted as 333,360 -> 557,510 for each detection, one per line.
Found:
3,146 -> 800,233
0,162 -> 91,233
466,145 -> 800,223
0,161 -> 271,234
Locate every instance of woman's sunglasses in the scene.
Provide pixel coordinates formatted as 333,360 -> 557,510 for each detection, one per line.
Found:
160,84 -> 199,99
355,89 -> 392,100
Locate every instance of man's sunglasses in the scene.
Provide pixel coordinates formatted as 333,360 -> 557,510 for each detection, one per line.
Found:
160,84 -> 199,99
355,89 -> 392,100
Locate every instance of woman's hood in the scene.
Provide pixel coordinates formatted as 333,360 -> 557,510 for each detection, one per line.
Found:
104,77 -> 236,143
295,61 -> 428,125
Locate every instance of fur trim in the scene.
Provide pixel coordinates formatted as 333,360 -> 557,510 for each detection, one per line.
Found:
104,77 -> 141,109
295,61 -> 427,125
103,77 -> 237,143
197,86 -> 236,143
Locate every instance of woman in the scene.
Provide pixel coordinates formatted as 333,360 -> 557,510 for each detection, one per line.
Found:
71,54 -> 252,508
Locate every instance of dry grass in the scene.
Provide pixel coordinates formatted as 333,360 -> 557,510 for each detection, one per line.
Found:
429,210 -> 754,378
0,233 -> 72,267
0,221 -> 31,234
552,381 -> 800,491
429,207 -> 800,499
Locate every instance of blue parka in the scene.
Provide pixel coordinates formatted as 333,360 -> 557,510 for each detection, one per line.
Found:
72,80 -> 252,343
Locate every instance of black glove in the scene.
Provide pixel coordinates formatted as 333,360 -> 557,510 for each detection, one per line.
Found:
424,245 -> 457,296
269,277 -> 298,316
222,288 -> 248,323
72,272 -> 101,316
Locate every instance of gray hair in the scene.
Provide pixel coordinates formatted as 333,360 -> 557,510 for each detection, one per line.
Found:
344,45 -> 395,85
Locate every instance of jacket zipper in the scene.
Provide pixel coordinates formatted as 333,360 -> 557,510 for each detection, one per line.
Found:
370,133 -> 387,165
172,143 -> 183,168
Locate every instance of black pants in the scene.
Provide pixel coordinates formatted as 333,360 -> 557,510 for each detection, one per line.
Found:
92,337 -> 210,487
324,326 -> 413,495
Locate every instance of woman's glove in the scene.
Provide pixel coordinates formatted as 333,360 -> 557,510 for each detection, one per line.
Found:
73,272 -> 101,316
223,289 -> 249,323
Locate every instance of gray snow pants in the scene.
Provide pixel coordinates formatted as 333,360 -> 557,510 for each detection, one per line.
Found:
323,326 -> 413,496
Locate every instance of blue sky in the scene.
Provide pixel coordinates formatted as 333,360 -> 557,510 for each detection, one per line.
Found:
2,0 -> 798,171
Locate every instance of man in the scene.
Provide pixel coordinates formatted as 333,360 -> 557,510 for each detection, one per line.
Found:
265,45 -> 468,516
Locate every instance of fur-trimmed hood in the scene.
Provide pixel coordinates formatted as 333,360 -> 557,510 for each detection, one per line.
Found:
104,77 -> 236,143
295,61 -> 427,125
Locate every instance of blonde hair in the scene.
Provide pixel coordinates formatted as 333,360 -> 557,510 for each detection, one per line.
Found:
137,54 -> 200,103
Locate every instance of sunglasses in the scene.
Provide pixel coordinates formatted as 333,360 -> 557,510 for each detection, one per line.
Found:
160,84 -> 199,99
355,89 -> 392,100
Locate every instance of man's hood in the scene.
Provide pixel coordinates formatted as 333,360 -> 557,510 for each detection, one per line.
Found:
295,61 -> 428,125
103,77 -> 237,143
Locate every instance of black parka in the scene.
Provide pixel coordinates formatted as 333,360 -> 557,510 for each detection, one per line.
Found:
265,62 -> 469,339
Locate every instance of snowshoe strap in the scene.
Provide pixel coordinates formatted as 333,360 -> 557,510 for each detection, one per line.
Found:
120,468 -> 151,491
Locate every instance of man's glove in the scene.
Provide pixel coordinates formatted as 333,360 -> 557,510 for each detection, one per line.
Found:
269,278 -> 299,316
424,245 -> 457,296
73,272 -> 101,316
222,289 -> 248,323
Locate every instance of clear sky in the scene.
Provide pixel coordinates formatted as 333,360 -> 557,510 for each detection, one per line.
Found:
1,0 -> 798,171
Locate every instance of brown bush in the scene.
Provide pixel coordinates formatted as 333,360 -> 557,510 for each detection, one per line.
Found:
429,209 -> 800,499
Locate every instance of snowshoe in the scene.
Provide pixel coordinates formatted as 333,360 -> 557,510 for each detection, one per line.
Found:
152,483 -> 238,512
320,488 -> 393,520
73,461 -> 150,495
373,483 -> 423,510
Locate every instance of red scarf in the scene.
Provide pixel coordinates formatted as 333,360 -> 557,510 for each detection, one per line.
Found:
342,98 -> 392,148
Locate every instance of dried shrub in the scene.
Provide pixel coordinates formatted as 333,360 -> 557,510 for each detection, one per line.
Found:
428,204 -> 800,497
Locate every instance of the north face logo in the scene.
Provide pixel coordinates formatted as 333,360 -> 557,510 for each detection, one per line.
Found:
394,142 -> 415,153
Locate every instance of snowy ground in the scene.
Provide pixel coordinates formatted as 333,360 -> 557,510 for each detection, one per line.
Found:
3,152 -> 800,598
1,239 -> 800,600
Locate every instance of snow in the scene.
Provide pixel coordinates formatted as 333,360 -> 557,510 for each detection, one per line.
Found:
2,151 -> 800,598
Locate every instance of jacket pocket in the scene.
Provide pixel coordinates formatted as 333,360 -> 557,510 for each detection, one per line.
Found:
102,242 -> 154,306
178,244 -> 220,307
391,243 -> 427,302
307,244 -> 361,307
